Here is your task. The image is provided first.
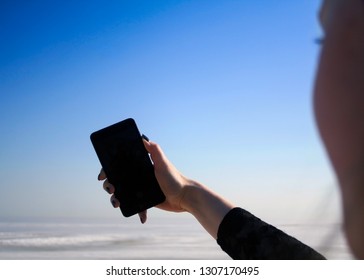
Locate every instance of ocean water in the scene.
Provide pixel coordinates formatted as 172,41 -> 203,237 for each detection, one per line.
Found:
0,215 -> 353,260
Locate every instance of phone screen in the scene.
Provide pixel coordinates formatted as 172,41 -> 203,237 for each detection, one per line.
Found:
90,118 -> 165,217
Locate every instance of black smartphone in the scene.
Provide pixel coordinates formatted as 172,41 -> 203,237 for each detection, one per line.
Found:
90,118 -> 165,217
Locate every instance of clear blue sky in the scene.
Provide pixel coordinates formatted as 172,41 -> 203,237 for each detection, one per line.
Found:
0,0 -> 339,222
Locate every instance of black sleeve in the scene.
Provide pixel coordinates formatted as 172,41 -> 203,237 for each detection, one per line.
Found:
217,207 -> 326,260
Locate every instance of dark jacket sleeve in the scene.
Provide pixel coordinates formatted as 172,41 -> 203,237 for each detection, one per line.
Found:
217,207 -> 326,260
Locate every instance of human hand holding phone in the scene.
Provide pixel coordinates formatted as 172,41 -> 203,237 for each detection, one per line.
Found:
98,134 -> 234,239
98,136 -> 191,223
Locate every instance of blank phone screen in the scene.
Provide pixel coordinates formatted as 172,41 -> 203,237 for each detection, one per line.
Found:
90,118 -> 165,217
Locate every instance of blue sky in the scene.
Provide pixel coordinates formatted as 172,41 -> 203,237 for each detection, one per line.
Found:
0,0 -> 340,223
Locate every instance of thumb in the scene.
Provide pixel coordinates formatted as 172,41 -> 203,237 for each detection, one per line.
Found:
142,136 -> 165,168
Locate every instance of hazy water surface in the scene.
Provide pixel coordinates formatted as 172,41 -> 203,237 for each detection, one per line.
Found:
0,215 -> 352,260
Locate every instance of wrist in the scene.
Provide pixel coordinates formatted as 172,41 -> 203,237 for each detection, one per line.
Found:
178,179 -> 234,239
179,179 -> 204,213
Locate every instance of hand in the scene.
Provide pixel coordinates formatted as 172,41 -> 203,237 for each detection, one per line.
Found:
98,137 -> 234,238
98,138 -> 192,223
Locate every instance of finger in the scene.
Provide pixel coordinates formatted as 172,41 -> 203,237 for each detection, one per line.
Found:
103,179 -> 115,194
138,210 -> 147,224
142,137 -> 157,165
142,136 -> 152,152
98,168 -> 107,181
110,195 -> 120,208
141,134 -> 149,142
142,138 -> 165,167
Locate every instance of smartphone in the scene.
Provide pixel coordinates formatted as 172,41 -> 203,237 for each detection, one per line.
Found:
90,118 -> 165,217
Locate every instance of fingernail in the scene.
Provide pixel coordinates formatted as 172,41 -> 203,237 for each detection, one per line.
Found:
111,199 -> 117,208
140,216 -> 146,224
97,173 -> 102,181
105,186 -> 111,194
141,134 -> 149,142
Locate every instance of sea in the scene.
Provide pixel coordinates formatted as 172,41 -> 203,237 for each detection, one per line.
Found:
0,214 -> 353,260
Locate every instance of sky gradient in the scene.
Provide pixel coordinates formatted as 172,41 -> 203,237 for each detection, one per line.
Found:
0,0 -> 341,224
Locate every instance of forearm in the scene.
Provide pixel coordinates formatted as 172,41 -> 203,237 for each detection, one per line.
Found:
180,180 -> 234,239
